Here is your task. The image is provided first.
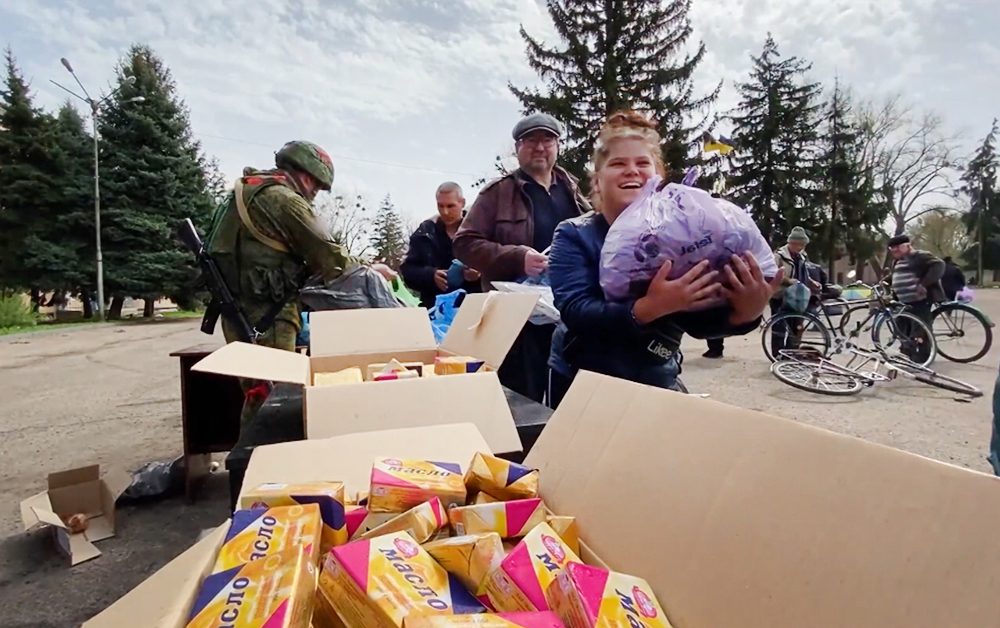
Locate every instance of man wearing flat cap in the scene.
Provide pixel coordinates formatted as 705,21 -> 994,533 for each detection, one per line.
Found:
454,112 -> 588,404
887,234 -> 944,362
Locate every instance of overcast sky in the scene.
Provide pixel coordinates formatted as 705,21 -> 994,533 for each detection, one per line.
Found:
2,0 -> 997,225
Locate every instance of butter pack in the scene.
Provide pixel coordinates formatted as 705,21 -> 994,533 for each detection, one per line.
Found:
472,493 -> 500,505
186,546 -> 316,628
464,454 -> 539,501
240,482 -> 348,552
314,583 -> 348,628
369,458 -> 466,513
358,497 -> 448,543
319,531 -> 486,628
544,516 -> 579,557
213,504 -> 322,573
546,562 -> 673,628
423,533 -> 505,604
434,356 -> 485,375
448,499 -> 546,539
484,523 -> 580,613
345,506 -> 398,541
404,613 -> 566,628
367,360 -> 424,381
314,367 -> 364,387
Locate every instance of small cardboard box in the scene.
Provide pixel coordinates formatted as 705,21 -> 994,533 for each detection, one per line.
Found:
20,464 -> 131,565
85,372 -> 1000,628
192,292 -> 537,453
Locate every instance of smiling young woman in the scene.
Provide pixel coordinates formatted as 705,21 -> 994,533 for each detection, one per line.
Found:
546,111 -> 771,408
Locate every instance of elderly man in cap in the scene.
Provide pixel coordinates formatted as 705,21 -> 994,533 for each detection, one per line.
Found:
886,234 -> 944,362
454,112 -> 588,404
766,226 -> 821,357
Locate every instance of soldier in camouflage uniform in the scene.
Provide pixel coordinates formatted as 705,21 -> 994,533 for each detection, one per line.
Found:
207,141 -> 382,427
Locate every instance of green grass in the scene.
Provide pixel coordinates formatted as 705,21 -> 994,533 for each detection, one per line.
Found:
0,308 -> 204,336
159,309 -> 204,319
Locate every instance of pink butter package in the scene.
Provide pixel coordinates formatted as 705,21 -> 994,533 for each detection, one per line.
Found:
545,562 -> 673,628
448,498 -> 546,539
484,523 -> 580,613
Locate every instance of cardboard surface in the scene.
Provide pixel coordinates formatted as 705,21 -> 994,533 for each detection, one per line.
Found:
19,464 -> 130,565
440,292 -> 539,370
309,308 -> 437,357
305,371 -> 521,454
240,423 -> 492,501
82,525 -> 229,628
191,341 -> 311,385
525,370 -> 1000,628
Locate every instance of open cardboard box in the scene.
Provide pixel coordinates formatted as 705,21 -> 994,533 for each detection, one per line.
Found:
85,371 -> 1000,627
20,464 -> 132,566
192,292 -> 537,452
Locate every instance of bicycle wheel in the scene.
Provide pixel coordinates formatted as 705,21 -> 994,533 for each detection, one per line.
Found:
838,303 -> 874,336
872,311 -> 937,367
913,371 -> 984,397
761,312 -> 832,362
930,303 -> 993,363
771,360 -> 864,396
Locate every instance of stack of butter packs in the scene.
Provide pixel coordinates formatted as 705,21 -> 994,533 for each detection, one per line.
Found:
184,454 -> 674,628
314,356 -> 486,386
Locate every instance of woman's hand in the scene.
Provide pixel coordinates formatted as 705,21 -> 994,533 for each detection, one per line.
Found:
722,253 -> 783,325
632,259 -> 721,325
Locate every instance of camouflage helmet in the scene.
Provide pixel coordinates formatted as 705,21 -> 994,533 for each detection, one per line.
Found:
275,141 -> 334,190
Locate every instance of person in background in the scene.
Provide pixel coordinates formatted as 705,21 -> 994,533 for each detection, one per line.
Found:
768,227 -> 820,357
454,113 -> 588,403
941,256 -> 966,301
887,234 -> 943,362
400,182 -> 481,308
703,337 -> 725,359
547,111 -> 778,408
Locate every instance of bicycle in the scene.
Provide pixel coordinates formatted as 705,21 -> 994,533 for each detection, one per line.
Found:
839,293 -> 993,364
761,282 -> 937,367
770,346 -> 982,398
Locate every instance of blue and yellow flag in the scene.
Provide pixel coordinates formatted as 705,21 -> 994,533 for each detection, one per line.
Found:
703,132 -> 735,155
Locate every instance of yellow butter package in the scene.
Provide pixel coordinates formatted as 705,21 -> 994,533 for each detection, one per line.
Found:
214,504 -> 322,573
546,562 -> 673,628
314,367 -> 364,387
404,612 -> 567,628
358,497 -> 448,543
423,533 -> 504,606
434,356 -> 485,375
315,574 -> 348,628
484,523 -> 580,613
544,516 -> 579,557
319,531 -> 486,628
464,454 -> 539,501
241,482 -> 348,552
369,458 -> 466,513
367,360 -> 424,381
345,506 -> 398,541
471,492 -> 500,505
186,546 -> 316,628
448,499 -> 545,539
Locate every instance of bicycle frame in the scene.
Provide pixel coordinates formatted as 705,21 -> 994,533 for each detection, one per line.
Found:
777,344 -> 924,385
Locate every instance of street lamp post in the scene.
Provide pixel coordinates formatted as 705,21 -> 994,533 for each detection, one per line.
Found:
50,58 -> 143,320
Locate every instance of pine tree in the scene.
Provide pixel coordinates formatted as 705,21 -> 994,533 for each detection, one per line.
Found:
510,0 -> 719,188
0,48 -> 58,296
960,119 -> 999,279
816,81 -> 885,276
97,44 -> 217,318
371,195 -> 407,270
728,35 -> 824,249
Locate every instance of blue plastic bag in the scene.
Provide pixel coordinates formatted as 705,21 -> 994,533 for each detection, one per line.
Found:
428,290 -> 466,343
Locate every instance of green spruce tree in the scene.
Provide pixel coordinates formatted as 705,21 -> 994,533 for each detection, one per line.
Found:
371,195 -> 407,270
97,44 -> 217,318
510,0 -> 719,187
728,35 -> 824,249
961,118 -> 999,281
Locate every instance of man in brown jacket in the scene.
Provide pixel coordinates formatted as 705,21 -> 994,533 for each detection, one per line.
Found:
454,113 -> 588,403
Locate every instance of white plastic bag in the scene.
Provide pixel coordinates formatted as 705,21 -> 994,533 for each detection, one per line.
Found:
493,280 -> 560,325
599,175 -> 777,305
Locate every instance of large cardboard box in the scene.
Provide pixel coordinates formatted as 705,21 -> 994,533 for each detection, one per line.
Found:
19,464 -> 132,565
84,372 -> 1000,627
192,292 -> 537,453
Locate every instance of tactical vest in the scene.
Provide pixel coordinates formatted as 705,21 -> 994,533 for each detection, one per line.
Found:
207,170 -> 308,307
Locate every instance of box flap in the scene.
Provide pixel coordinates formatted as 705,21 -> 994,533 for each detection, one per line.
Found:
20,491 -> 51,530
102,467 -> 134,500
48,464 -> 100,489
305,371 -> 521,454
440,292 -> 539,369
30,505 -> 67,529
240,423 -> 491,500
68,532 -> 102,565
83,524 -> 229,628
526,371 -> 1000,628
192,341 -> 310,385
308,308 -> 436,357
85,513 -> 115,543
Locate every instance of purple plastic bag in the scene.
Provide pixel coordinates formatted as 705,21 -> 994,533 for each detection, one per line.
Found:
599,175 -> 777,305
